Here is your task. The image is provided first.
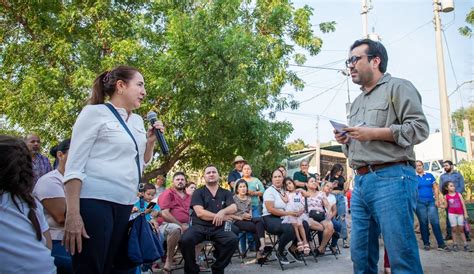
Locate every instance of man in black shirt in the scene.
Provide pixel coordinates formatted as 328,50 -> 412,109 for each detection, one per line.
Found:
180,165 -> 238,274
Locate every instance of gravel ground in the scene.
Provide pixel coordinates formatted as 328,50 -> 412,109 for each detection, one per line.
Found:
159,236 -> 473,274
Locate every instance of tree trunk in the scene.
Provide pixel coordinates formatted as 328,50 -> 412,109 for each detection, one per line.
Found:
143,139 -> 192,182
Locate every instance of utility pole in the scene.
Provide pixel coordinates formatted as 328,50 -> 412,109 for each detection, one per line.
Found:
433,0 -> 454,161
361,0 -> 369,38
315,115 -> 321,174
462,119 -> 472,161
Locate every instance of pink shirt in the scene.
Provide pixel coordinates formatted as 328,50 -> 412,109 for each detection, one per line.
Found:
33,169 -> 65,241
157,188 -> 191,225
445,192 -> 464,215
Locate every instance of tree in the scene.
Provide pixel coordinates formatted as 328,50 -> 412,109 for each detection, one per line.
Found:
286,138 -> 307,152
0,1 -> 335,179
459,8 -> 474,38
451,104 -> 474,133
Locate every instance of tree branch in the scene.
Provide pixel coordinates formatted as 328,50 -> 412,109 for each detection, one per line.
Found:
143,139 -> 192,181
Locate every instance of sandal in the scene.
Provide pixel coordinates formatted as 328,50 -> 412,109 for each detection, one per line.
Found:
297,241 -> 304,252
303,244 -> 311,255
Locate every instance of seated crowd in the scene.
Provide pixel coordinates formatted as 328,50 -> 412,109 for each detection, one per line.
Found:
1,138 -> 351,274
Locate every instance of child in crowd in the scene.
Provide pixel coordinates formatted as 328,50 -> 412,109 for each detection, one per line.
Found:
131,183 -> 163,272
281,178 -> 310,255
440,181 -> 470,252
132,183 -> 162,223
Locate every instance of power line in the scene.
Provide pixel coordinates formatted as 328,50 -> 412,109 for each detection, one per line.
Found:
386,20 -> 432,46
320,78 -> 346,115
423,104 -> 440,110
289,63 -> 346,72
278,111 -> 346,123
448,80 -> 474,97
442,30 -> 459,87
298,78 -> 348,105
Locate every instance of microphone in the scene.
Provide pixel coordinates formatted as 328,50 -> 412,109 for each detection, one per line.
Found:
146,111 -> 169,156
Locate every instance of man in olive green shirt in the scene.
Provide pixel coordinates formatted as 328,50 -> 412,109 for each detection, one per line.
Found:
334,39 -> 428,273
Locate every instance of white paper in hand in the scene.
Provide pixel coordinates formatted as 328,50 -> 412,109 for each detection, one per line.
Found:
330,120 -> 349,134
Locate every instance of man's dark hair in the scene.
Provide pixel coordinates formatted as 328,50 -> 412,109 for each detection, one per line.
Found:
142,183 -> 156,192
204,164 -> 218,173
350,39 -> 388,73
443,160 -> 453,166
173,171 -> 187,181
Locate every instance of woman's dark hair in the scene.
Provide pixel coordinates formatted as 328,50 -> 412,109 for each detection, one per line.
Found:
350,39 -> 388,73
271,168 -> 284,178
283,177 -> 295,191
89,65 -> 140,105
234,179 -> 248,194
330,163 -> 344,178
0,135 -> 42,240
49,138 -> 71,158
50,139 -> 71,169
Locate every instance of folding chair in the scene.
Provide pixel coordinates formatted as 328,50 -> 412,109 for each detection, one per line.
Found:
259,219 -> 307,270
232,233 -> 251,263
310,229 -> 339,259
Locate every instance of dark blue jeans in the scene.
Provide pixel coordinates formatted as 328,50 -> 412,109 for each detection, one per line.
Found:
335,193 -> 347,239
351,163 -> 422,274
415,200 -> 445,247
52,240 -> 72,274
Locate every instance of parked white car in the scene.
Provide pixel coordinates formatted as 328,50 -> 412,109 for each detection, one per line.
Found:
422,159 -> 444,178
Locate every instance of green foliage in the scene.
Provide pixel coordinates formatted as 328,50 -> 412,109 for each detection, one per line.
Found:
0,1 -> 335,178
286,138 -> 306,152
459,8 -> 474,38
451,104 -> 474,133
457,161 -> 474,201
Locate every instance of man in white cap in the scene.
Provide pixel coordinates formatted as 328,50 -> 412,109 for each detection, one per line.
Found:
227,156 -> 246,189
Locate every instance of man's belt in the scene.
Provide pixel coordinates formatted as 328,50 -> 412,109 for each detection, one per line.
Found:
355,161 -> 411,175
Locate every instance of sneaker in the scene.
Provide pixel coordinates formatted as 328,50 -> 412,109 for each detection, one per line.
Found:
276,251 -> 290,265
445,235 -> 452,241
464,245 -> 471,252
437,245 -> 450,252
423,245 -> 430,251
287,247 -> 304,263
452,244 -> 459,252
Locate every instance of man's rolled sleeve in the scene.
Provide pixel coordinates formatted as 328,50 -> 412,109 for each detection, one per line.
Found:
389,81 -> 429,148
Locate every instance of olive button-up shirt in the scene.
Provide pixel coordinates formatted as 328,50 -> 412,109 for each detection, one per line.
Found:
343,74 -> 429,169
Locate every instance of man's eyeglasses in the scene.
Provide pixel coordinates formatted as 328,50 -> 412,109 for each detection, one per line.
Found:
345,54 -> 374,67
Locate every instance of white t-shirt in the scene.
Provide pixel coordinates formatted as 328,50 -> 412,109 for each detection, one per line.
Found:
0,192 -> 56,274
64,104 -> 149,205
33,169 -> 65,241
327,193 -> 336,207
262,186 -> 287,216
